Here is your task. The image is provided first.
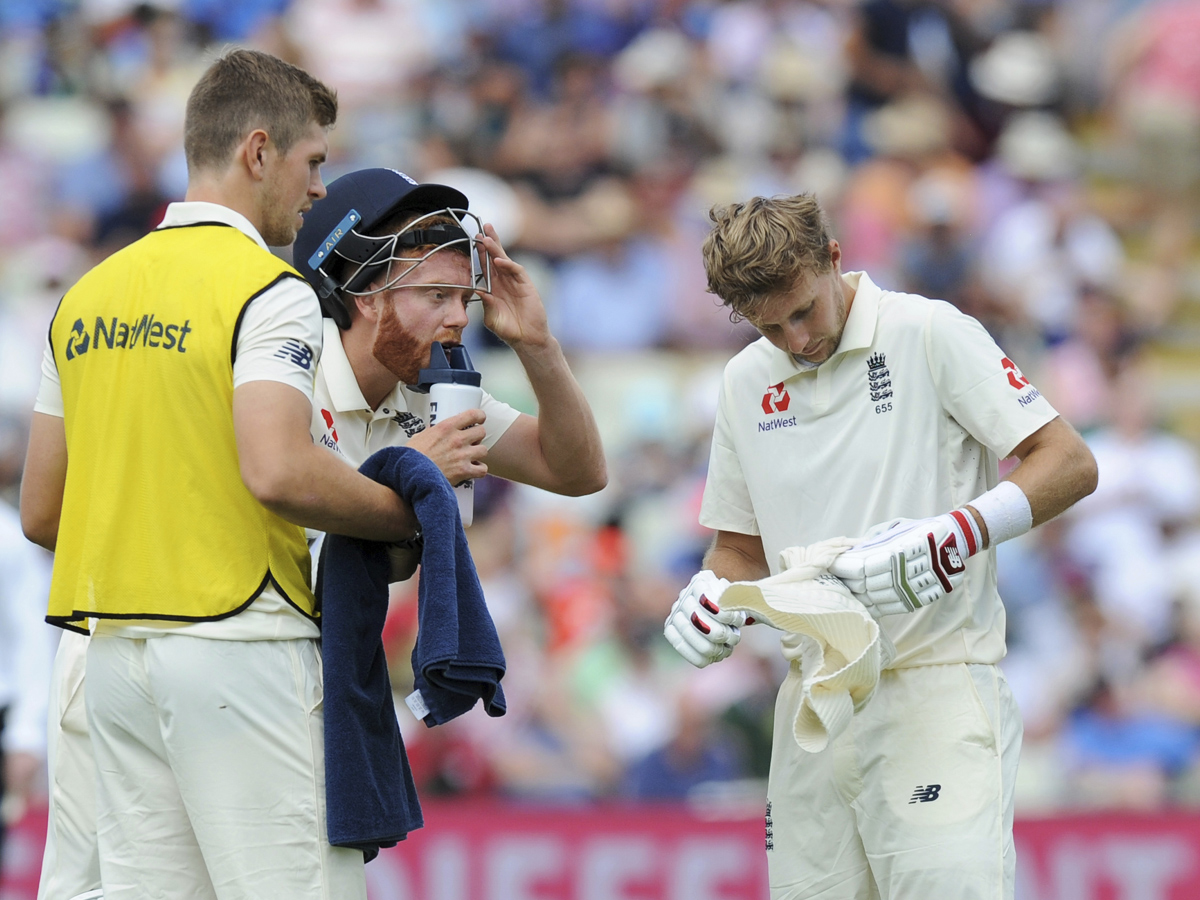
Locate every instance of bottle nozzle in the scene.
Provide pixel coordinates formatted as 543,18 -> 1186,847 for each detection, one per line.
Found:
448,344 -> 475,373
415,341 -> 482,391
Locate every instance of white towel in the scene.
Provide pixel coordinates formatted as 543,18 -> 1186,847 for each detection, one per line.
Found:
720,538 -> 896,753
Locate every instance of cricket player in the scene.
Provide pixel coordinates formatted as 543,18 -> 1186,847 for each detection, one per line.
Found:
295,166 -> 608,566
664,193 -> 1097,899
30,167 -> 607,900
20,50 -> 425,899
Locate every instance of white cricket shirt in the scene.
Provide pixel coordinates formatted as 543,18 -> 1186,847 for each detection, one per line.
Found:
306,319 -> 522,563
310,319 -> 520,467
700,272 -> 1059,667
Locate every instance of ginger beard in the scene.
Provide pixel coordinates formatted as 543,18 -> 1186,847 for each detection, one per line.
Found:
372,297 -> 427,386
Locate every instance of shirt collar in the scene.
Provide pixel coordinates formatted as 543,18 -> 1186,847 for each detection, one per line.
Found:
766,270 -> 880,383
157,201 -> 269,252
319,319 -> 410,415
320,319 -> 372,413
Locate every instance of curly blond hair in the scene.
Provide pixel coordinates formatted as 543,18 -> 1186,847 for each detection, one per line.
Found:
701,194 -> 834,320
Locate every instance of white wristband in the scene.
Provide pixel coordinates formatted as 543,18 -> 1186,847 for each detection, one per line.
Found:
968,481 -> 1033,547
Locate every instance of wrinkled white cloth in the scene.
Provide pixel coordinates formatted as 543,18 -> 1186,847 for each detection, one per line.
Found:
720,538 -> 896,753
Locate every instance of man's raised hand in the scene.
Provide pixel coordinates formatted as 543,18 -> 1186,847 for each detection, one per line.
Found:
475,223 -> 550,349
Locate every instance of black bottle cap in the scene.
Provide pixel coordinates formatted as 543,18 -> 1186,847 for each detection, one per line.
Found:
413,341 -> 482,392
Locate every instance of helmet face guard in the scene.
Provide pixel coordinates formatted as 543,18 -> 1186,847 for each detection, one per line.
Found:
307,206 -> 490,319
294,169 -> 479,330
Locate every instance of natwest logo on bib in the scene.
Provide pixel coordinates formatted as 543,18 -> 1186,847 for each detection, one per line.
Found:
761,382 -> 791,415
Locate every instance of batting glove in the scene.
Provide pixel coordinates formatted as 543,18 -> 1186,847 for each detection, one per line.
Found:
664,570 -> 745,668
828,510 -> 982,618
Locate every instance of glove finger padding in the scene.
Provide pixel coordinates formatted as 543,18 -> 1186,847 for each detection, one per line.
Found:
664,618 -> 722,667
664,570 -> 741,668
672,591 -> 743,647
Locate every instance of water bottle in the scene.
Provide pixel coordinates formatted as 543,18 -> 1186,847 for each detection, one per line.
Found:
416,342 -> 483,526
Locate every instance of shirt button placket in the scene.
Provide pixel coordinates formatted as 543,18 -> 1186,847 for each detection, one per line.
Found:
814,365 -> 831,414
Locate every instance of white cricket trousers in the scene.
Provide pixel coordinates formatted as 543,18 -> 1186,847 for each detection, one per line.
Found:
85,633 -> 367,900
766,663 -> 1022,900
38,629 -> 103,900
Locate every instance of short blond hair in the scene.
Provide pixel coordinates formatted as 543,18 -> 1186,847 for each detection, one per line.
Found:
184,49 -> 337,175
702,194 -> 834,320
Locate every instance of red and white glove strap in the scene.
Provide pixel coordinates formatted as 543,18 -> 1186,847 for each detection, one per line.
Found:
946,507 -> 983,559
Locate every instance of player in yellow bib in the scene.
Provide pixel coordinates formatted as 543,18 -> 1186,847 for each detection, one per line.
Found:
21,50 -> 426,900
665,194 -> 1098,900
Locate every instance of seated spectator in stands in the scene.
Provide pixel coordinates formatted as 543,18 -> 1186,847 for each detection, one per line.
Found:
622,695 -> 745,800
1038,286 -> 1137,432
1060,677 -> 1200,809
1066,357 -> 1200,646
550,178 -> 671,350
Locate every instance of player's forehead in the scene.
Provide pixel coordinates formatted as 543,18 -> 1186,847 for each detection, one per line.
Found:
749,271 -> 822,326
382,250 -> 473,300
278,123 -> 329,169
394,247 -> 470,277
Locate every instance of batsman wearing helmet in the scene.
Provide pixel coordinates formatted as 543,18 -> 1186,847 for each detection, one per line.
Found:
665,193 -> 1097,899
292,165 -> 607,560
29,164 -> 605,900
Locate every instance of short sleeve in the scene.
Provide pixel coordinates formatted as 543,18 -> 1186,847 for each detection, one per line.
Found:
926,303 -> 1059,458
480,391 -> 520,449
699,374 -> 760,536
33,334 -> 64,417
232,276 -> 324,400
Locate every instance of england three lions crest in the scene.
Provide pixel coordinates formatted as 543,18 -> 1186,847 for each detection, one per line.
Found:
867,352 -> 893,402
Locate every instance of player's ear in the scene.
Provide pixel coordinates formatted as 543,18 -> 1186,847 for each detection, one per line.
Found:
353,291 -> 382,324
239,129 -> 270,181
828,239 -> 841,269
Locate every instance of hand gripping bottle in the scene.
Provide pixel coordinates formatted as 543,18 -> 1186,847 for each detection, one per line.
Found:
416,342 -> 483,526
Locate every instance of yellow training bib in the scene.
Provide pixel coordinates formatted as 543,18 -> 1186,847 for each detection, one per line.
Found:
48,223 -> 316,627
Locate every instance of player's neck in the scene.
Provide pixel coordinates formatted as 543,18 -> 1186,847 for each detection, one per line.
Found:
184,175 -> 266,241
341,326 -> 400,411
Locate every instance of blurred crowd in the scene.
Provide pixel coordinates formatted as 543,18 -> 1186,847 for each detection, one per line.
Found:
2,0 -> 1200,824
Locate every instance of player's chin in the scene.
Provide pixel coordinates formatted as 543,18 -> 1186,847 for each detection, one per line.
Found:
794,347 -> 832,366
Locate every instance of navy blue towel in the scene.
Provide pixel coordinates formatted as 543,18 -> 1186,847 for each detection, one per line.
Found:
320,446 -> 506,858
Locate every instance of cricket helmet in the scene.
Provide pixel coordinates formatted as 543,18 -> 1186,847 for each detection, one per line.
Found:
293,168 -> 487,329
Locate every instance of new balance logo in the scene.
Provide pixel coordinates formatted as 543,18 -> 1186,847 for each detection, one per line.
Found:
275,339 -> 313,370
943,540 -> 963,570
909,784 -> 942,804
